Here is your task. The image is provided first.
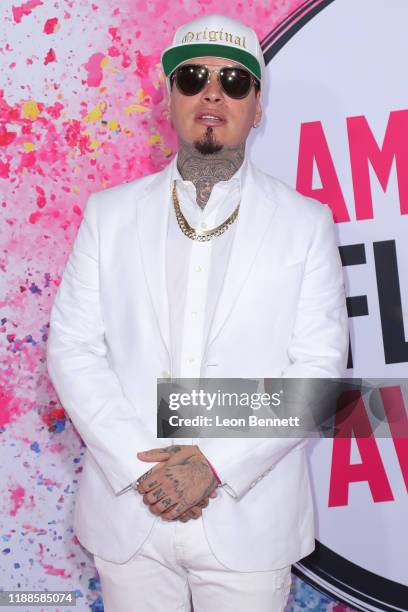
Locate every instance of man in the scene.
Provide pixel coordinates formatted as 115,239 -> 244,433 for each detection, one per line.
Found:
47,13 -> 348,612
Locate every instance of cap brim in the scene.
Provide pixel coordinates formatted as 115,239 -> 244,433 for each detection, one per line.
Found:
161,43 -> 261,81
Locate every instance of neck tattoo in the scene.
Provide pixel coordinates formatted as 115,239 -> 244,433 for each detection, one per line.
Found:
177,133 -> 245,210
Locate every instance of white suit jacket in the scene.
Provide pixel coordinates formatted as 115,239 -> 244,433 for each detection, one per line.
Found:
46,156 -> 349,571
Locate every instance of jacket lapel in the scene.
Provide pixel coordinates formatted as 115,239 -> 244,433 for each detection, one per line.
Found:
205,161 -> 280,349
136,160 -> 174,360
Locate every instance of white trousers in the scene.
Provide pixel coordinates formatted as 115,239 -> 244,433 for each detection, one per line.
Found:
94,515 -> 292,612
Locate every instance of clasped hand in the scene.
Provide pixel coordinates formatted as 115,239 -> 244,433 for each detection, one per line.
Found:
135,445 -> 218,522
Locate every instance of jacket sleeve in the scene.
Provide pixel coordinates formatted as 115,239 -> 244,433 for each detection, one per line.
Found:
198,204 -> 349,500
46,193 -> 161,495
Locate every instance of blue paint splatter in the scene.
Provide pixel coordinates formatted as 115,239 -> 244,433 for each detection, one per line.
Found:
29,283 -> 42,295
54,419 -> 65,432
88,577 -> 101,591
30,441 -> 41,453
90,595 -> 104,611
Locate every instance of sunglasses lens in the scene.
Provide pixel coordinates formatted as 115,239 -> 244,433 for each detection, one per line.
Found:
172,64 -> 254,99
174,64 -> 208,95
220,68 -> 252,99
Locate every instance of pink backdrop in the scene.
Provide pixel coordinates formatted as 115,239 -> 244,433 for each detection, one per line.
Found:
0,1 -> 352,609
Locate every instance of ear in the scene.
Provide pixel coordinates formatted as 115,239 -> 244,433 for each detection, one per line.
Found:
165,84 -> 173,126
167,100 -> 174,129
254,93 -> 262,126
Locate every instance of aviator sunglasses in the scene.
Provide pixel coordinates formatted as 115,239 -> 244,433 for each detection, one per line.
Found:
170,63 -> 259,99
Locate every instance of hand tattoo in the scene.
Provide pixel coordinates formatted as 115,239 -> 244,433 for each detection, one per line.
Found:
137,445 -> 218,520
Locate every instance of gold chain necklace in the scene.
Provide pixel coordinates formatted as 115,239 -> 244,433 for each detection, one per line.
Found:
172,182 -> 240,242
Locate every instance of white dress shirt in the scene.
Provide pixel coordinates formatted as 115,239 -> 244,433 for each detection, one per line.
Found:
165,154 -> 247,494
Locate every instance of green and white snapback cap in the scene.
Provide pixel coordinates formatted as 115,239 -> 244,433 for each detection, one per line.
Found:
161,14 -> 265,85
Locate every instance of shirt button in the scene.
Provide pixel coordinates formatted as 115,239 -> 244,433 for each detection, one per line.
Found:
161,370 -> 171,379
201,222 -> 208,230
188,357 -> 196,363
196,265 -> 203,272
191,311 -> 198,317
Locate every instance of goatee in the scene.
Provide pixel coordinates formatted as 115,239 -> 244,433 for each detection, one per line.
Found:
193,126 -> 223,155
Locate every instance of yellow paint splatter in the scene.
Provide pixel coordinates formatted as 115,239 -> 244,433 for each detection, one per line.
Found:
148,133 -> 161,145
71,185 -> 80,194
136,89 -> 148,103
23,142 -> 35,152
108,120 -> 120,131
124,104 -> 149,115
106,65 -> 119,75
84,102 -> 107,123
90,140 -> 100,150
22,100 -> 40,120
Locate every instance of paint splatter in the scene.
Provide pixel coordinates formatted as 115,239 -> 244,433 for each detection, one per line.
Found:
8,485 -> 25,516
44,48 -> 57,65
83,53 -> 106,87
43,17 -> 59,34
12,0 -> 43,24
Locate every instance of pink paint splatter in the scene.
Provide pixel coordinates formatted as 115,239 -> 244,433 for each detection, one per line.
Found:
83,52 -> 105,87
45,101 -> 64,119
0,91 -> 20,122
36,185 -> 47,208
44,48 -> 56,65
43,17 -> 59,34
0,126 -> 17,146
22,524 -> 47,534
12,0 -> 43,24
108,26 -> 120,42
0,159 -> 10,177
29,211 -> 42,224
9,485 -> 25,516
0,388 -> 19,427
48,442 -> 66,453
40,475 -> 60,487
135,50 -> 151,79
108,46 -> 120,57
42,564 -> 68,577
